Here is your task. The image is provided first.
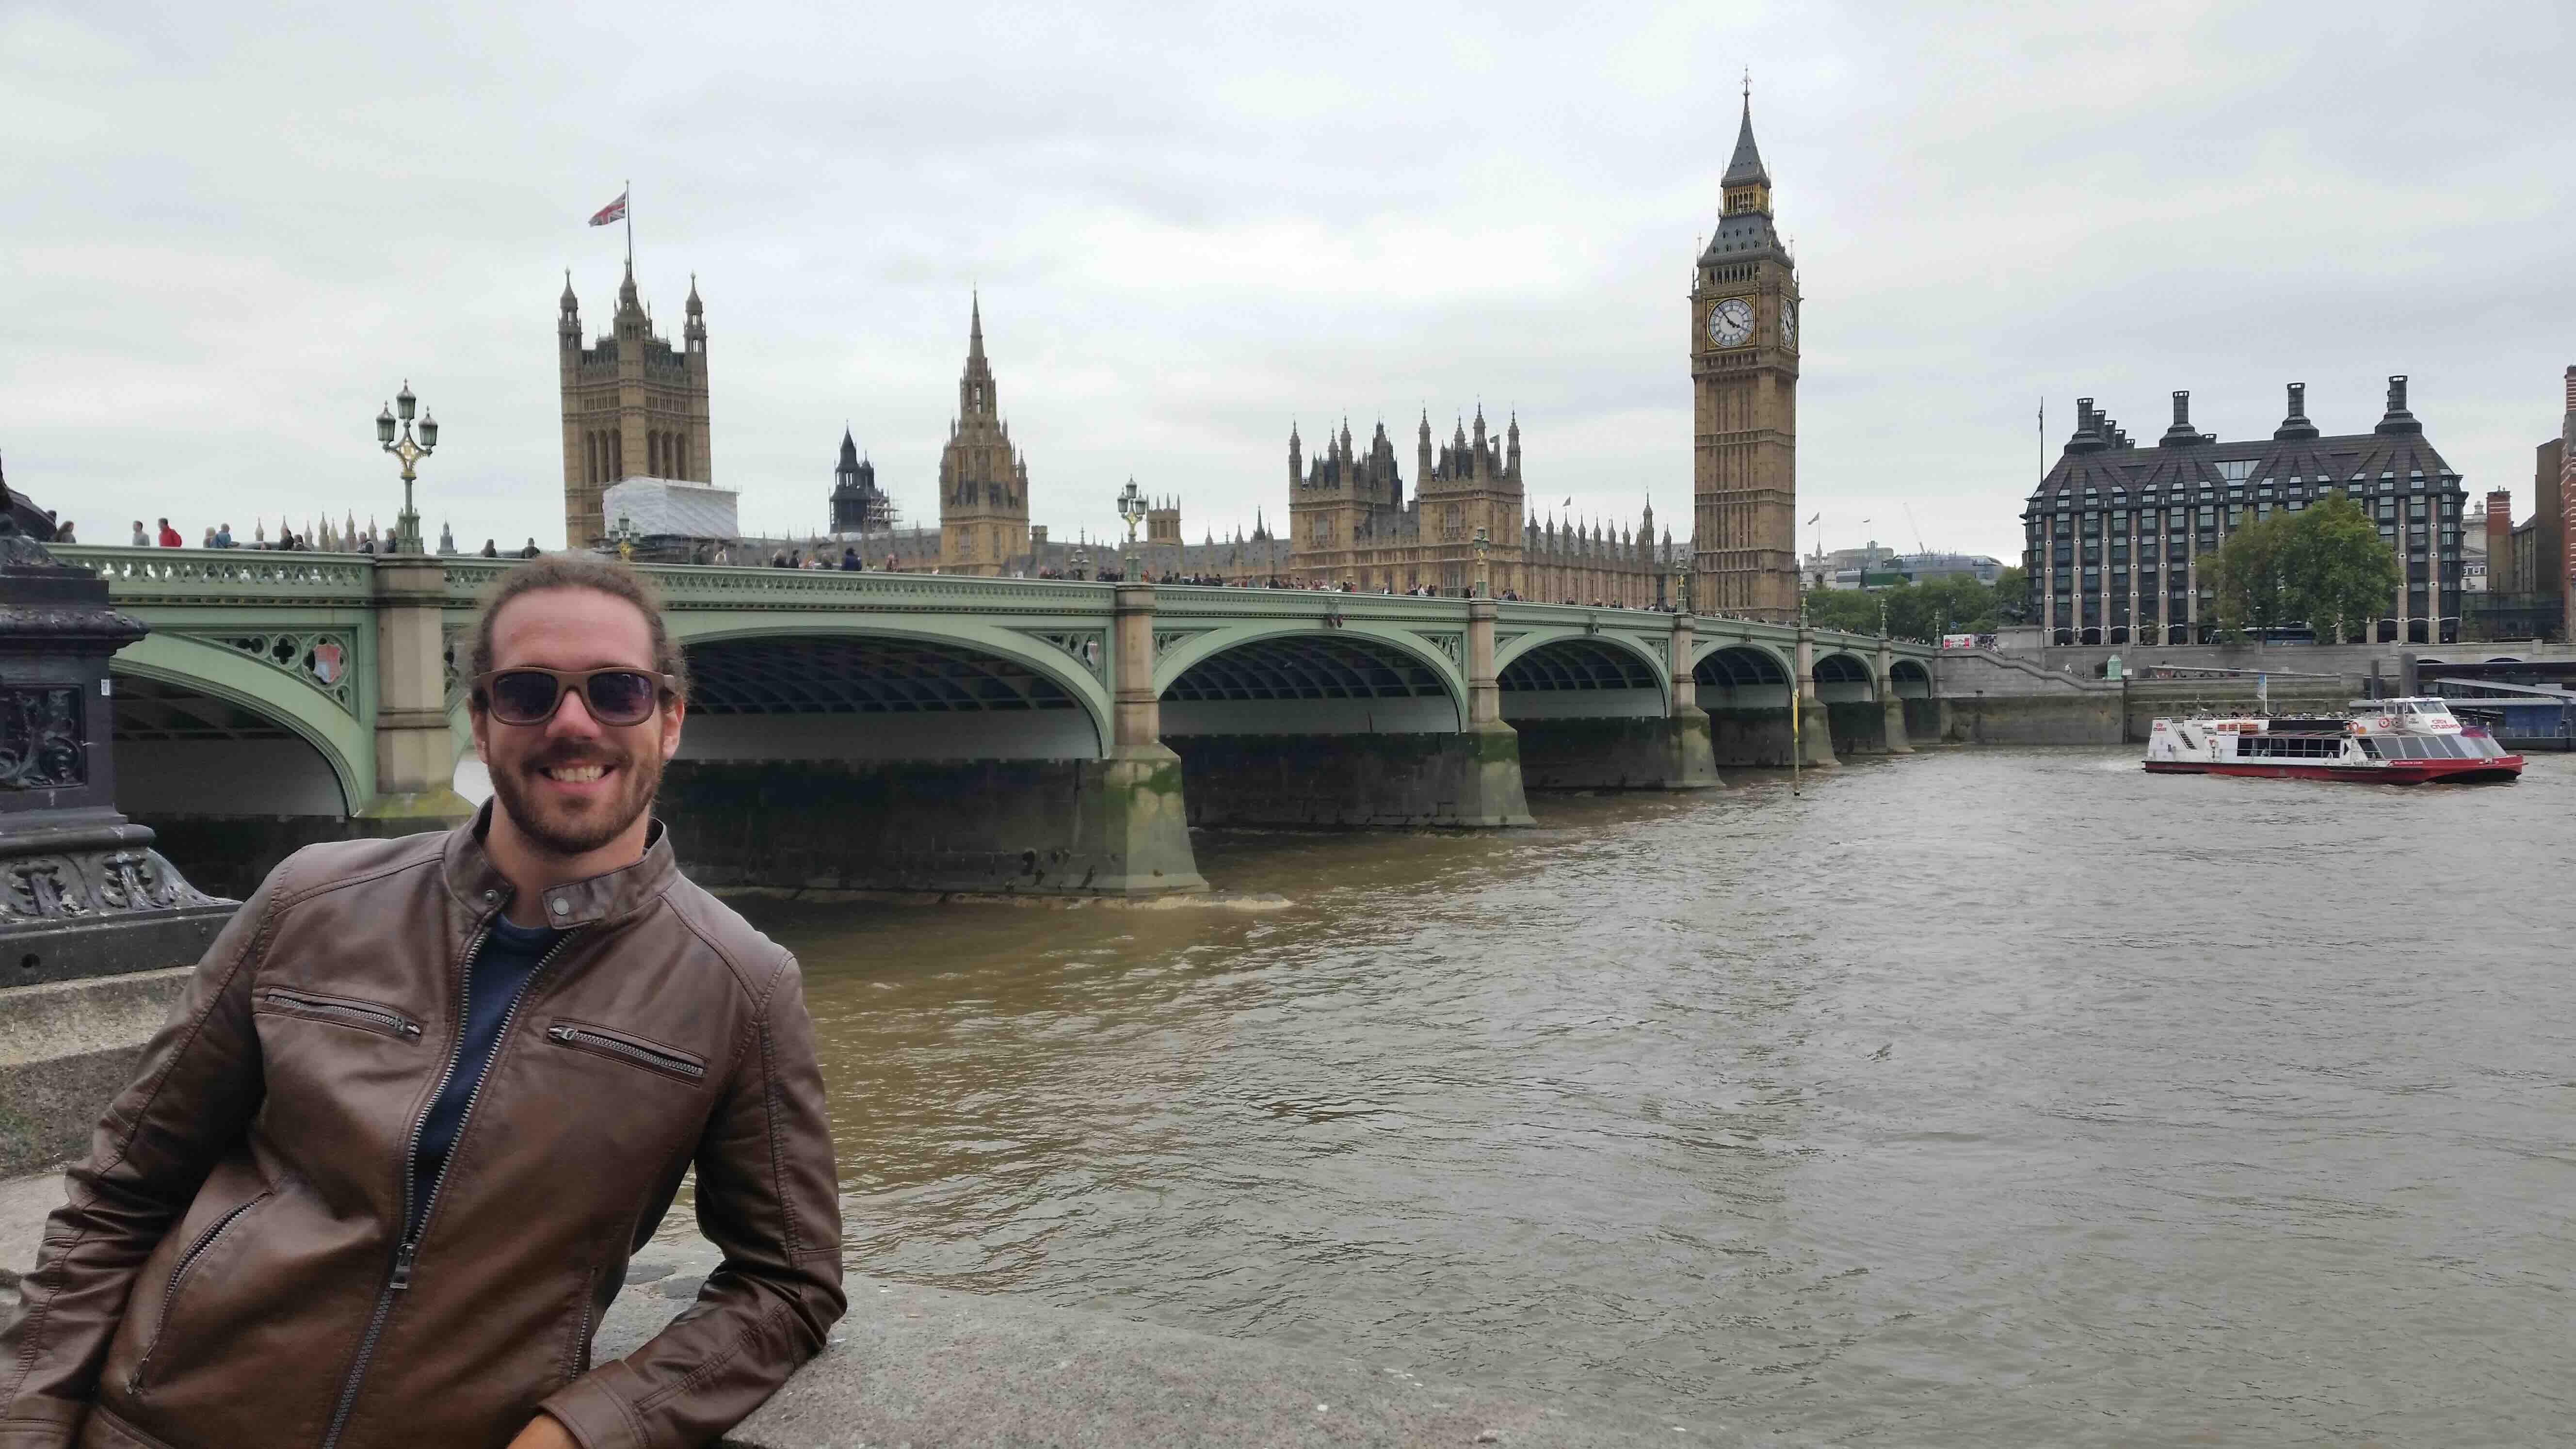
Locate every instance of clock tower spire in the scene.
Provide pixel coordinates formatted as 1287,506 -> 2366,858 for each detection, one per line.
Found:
1689,84 -> 1800,619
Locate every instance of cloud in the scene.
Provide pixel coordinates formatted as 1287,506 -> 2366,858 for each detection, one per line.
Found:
2,0 -> 2569,560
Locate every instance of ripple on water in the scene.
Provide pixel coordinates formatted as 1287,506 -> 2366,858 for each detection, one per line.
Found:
730,748 -> 2576,1447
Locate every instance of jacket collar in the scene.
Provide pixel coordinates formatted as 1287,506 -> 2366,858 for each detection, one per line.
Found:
442,800 -> 677,929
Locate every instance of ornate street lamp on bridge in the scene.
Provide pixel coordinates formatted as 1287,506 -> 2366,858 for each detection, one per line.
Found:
1472,526 -> 1490,598
1116,478 -> 1147,580
1672,547 -> 1690,613
373,381 -> 438,556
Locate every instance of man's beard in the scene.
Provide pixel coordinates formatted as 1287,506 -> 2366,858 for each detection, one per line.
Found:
490,743 -> 664,859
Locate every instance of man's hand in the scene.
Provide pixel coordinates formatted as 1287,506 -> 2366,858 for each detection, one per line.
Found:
505,1411 -> 580,1449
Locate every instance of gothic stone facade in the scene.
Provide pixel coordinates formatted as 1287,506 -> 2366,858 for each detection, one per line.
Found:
2024,379 -> 2467,645
558,263 -> 709,549
1281,412 -> 1676,603
937,298 -> 1031,576
1691,97 -> 1801,620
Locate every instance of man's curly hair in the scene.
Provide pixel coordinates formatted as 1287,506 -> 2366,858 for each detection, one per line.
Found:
465,553 -> 690,708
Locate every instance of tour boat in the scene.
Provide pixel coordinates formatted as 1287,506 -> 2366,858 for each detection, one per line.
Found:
2143,696 -> 2523,784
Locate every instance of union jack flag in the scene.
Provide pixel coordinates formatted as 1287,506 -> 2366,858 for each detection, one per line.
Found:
587,191 -> 628,227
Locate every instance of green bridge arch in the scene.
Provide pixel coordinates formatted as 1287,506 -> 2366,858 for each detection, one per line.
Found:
112,631 -> 372,812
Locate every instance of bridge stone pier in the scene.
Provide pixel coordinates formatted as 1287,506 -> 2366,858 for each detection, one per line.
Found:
55,548 -> 1937,897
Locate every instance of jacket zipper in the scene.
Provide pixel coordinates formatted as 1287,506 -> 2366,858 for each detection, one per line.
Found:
319,920 -> 580,1449
127,1192 -> 267,1395
575,1265 -> 597,1379
262,989 -> 423,1040
547,1023 -> 706,1079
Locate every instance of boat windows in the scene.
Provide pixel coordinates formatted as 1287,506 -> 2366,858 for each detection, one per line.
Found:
2239,733 -> 2346,759
2356,738 -> 2382,759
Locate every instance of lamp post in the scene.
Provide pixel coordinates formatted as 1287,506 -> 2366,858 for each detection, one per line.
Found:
1116,478 -> 1147,580
1071,544 -> 1090,582
1472,525 -> 1490,599
373,380 -> 437,556
1672,547 -> 1690,614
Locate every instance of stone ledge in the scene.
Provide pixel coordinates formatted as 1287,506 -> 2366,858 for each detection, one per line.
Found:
4,1173 -> 1720,1447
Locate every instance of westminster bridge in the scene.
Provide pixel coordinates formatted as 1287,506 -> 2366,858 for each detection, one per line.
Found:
54,547 -> 1942,896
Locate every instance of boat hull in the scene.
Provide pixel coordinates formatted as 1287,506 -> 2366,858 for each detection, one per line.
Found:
2144,757 -> 2523,784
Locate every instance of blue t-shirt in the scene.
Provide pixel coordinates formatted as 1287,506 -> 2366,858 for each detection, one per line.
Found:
409,913 -> 559,1235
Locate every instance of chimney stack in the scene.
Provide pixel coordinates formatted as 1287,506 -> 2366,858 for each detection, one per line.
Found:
2374,374 -> 2422,435
2273,382 -> 2318,441
2160,390 -> 2200,447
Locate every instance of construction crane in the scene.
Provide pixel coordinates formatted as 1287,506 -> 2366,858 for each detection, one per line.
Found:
1903,504 -> 1929,560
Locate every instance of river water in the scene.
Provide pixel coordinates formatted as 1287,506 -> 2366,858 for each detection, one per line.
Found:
735,746 -> 2572,1447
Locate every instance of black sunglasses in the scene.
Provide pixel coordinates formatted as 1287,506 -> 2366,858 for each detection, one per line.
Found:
473,667 -> 677,726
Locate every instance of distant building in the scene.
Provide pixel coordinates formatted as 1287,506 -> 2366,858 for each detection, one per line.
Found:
598,477 -> 736,563
2023,378 -> 2466,645
1801,543 -> 1998,591
827,428 -> 894,536
936,298 -> 1031,576
2467,366 -> 2576,641
1281,411 -> 1676,603
558,265 -> 709,549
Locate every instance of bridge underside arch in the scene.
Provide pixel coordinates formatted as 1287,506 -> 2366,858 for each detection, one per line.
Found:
1160,632 -> 1461,735
675,633 -> 1103,760
1497,637 -> 1667,720
1814,651 -> 1877,703
112,674 -> 352,817
1889,659 -> 1932,698
1693,644 -> 1792,709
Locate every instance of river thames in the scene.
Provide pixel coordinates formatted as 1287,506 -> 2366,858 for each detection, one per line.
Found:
733,746 -> 2570,1447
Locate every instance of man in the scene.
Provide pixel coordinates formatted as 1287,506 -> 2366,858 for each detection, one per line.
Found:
212,522 -> 233,548
128,520 -> 147,547
154,517 -> 180,547
0,555 -> 844,1449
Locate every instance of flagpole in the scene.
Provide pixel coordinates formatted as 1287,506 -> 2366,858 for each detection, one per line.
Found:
624,178 -> 633,270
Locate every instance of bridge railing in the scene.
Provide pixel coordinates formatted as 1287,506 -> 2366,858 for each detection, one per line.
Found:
54,546 -> 378,603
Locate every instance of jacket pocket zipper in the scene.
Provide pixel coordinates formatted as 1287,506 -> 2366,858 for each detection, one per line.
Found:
258,988 -> 422,1041
128,1191 -> 270,1396
547,1022 -> 706,1081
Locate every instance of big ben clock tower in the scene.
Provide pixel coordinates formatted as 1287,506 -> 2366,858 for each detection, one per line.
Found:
1690,88 -> 1800,619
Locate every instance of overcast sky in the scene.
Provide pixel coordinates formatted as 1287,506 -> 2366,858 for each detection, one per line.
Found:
5,2 -> 2570,561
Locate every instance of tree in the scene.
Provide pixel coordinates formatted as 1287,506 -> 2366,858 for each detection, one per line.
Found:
2282,492 -> 2399,644
2209,512 -> 2297,637
2206,492 -> 2398,643
1800,571 -> 2011,641
1801,587 -> 1882,633
1992,566 -> 2029,625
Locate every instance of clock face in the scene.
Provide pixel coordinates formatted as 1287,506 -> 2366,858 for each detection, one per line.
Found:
1780,300 -> 1798,348
1709,297 -> 1754,349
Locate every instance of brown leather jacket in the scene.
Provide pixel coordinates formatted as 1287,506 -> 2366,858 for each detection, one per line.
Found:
0,812 -> 845,1449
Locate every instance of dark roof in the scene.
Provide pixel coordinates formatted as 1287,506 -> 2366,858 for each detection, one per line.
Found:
2027,416 -> 2457,514
2028,379 -> 2455,512
1703,207 -> 1784,262
1701,98 -> 1783,264
1723,99 -> 1768,187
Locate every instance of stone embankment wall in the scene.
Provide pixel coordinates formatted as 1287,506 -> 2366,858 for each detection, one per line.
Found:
0,1171 -> 1703,1448
1933,651 -> 2359,745
2001,637 -> 2576,683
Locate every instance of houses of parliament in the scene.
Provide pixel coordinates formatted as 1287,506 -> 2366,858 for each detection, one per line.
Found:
557,95 -> 1801,614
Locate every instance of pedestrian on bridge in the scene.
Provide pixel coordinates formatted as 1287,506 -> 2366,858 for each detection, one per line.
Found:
155,517 -> 180,547
0,554 -> 845,1449
129,519 -> 147,546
